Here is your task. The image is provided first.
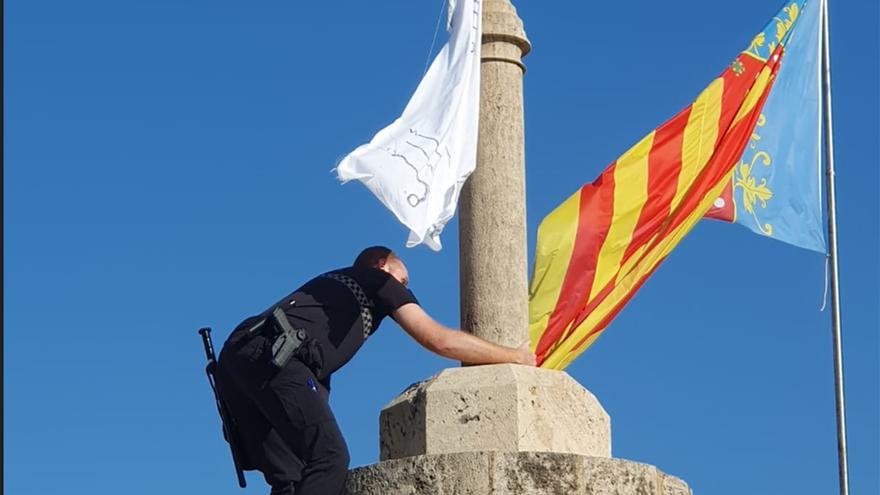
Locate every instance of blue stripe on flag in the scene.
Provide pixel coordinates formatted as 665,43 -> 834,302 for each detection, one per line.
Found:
733,0 -> 826,253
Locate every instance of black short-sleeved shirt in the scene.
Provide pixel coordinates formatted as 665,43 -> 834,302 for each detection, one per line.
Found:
265,267 -> 418,380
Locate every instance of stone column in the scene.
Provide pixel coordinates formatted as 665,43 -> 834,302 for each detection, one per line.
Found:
459,0 -> 532,348
345,3 -> 694,492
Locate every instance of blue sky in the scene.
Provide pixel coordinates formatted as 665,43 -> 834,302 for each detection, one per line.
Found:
4,1 -> 878,494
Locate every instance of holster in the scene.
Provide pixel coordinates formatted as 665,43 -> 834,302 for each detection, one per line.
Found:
241,307 -> 308,370
232,308 -> 324,379
266,307 -> 307,369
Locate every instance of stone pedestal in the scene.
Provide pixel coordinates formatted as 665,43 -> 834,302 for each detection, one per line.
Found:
379,365 -> 610,460
345,366 -> 691,495
346,452 -> 691,495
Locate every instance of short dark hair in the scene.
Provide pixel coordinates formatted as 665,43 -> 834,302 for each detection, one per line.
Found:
353,246 -> 398,269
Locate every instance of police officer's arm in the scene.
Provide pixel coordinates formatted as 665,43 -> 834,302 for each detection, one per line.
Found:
392,303 -> 536,366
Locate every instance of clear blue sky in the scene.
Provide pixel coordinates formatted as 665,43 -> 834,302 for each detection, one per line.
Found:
5,1 -> 878,494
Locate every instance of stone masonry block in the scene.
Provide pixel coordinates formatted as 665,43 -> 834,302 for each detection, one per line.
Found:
379,364 -> 611,460
345,452 -> 692,495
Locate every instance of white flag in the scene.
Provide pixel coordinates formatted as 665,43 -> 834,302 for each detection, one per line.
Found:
336,0 -> 482,251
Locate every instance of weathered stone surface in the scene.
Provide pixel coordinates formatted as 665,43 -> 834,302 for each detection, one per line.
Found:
380,365 -> 611,460
346,452 -> 492,495
345,452 -> 692,495
459,0 -> 532,348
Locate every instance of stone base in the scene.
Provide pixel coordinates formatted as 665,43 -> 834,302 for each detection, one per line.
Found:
380,365 -> 610,460
345,452 -> 691,495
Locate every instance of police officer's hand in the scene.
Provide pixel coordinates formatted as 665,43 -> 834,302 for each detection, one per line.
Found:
514,339 -> 538,367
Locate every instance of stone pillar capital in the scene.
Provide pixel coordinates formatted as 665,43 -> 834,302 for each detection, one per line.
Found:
482,0 -> 531,71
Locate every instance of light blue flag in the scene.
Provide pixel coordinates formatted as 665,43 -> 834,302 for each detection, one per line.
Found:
731,0 -> 826,253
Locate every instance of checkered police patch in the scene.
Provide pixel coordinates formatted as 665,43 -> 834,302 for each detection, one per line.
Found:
320,272 -> 376,338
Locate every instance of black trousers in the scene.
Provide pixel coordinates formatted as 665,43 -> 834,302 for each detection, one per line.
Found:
215,330 -> 349,495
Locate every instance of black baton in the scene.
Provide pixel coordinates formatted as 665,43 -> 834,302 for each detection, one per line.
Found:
198,327 -> 247,488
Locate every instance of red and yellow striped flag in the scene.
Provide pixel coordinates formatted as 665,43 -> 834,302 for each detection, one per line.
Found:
530,4 -> 802,370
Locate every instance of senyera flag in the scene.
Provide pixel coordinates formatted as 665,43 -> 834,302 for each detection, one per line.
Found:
529,1 -> 812,370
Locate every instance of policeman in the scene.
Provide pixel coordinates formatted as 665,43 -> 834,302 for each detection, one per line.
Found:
214,246 -> 536,495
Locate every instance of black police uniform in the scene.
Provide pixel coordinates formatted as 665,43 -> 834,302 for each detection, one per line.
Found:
215,266 -> 418,495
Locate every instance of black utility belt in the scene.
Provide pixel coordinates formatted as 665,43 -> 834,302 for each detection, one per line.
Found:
245,307 -> 308,370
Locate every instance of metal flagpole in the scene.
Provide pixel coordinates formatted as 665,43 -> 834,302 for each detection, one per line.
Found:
819,0 -> 849,494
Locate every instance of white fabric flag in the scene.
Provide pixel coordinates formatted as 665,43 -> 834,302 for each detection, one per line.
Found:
335,0 -> 482,251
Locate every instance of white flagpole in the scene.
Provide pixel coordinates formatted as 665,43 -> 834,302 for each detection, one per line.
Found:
819,0 -> 849,494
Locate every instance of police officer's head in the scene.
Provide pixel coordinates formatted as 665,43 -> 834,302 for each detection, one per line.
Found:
354,246 -> 410,288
